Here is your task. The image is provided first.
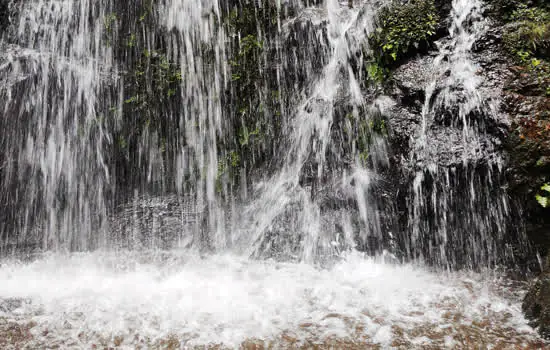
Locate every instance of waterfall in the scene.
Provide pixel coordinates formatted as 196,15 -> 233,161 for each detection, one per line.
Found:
0,0 -> 544,347
1,0 -> 114,251
405,0 -> 523,269
0,0 -> 521,266
235,0 -> 387,262
0,0 -> 229,252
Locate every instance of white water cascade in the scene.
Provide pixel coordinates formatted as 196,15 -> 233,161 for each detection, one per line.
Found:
0,0 -> 545,347
406,0 -> 521,269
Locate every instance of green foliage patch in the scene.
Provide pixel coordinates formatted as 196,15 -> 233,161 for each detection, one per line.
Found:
501,4 -> 550,97
123,50 -> 182,131
503,4 -> 550,61
344,112 -> 388,167
218,3 -> 283,192
369,0 -> 439,67
536,183 -> 550,207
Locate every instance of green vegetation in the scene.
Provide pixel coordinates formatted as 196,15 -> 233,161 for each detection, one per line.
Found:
344,112 -> 387,167
123,50 -> 182,130
101,2 -> 187,191
503,4 -> 550,62
218,3 -> 283,191
368,0 -> 439,68
488,0 -> 550,22
536,183 -> 550,207
491,2 -> 550,210
499,2 -> 550,97
365,62 -> 387,84
104,2 -> 283,194
216,151 -> 241,193
104,13 -> 117,33
500,3 -> 550,139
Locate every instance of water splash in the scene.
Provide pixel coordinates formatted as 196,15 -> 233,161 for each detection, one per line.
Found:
161,0 -> 228,249
405,0 -> 518,269
0,251 -> 540,348
0,0 -> 542,346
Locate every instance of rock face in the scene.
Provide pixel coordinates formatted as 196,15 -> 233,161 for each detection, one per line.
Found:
102,0 -> 547,270
108,195 -> 205,251
523,270 -> 550,339
374,11 -> 528,268
477,1 -> 550,339
1,0 -> 550,337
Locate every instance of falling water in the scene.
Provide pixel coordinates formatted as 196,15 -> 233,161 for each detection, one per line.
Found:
0,0 -> 114,251
0,0 -> 544,347
405,0 -> 520,269
235,0 -> 386,262
0,0 -> 228,252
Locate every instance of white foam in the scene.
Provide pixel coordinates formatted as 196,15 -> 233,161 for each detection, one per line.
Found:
0,251 -> 540,347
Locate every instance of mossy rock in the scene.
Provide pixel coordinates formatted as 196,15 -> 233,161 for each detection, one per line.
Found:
502,6 -> 550,60
524,273 -> 550,339
369,0 -> 439,68
487,0 -> 550,21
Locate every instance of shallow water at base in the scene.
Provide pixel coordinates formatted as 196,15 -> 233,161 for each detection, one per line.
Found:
0,251 -> 544,349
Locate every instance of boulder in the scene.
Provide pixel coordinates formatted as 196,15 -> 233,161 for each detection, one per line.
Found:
524,270 -> 550,339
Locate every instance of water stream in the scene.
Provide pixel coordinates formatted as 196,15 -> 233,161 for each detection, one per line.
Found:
0,0 -> 545,347
406,0 -> 514,269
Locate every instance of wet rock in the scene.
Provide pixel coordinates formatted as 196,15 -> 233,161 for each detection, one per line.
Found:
391,54 -> 435,107
387,46 -> 508,170
498,46 -> 550,268
0,320 -> 35,348
523,272 -> 550,339
0,298 -> 24,313
0,0 -> 13,33
108,194 -> 206,251
374,9 -> 536,269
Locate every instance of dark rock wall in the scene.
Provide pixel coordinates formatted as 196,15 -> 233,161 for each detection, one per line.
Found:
0,0 -> 548,273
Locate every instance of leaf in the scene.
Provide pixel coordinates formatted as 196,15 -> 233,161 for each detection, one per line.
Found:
536,194 -> 549,208
124,96 -> 137,104
542,183 -> 550,193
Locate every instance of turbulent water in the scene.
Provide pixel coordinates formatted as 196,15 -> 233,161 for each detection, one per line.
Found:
0,0 -> 546,348
0,251 -> 543,348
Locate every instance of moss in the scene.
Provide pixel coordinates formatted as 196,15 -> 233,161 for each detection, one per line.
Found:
501,4 -> 550,246
499,3 -> 550,101
488,0 -> 550,22
218,2 -> 283,192
365,62 -> 388,84
123,50 -> 182,131
503,4 -> 550,61
101,1 -> 188,193
487,0 -> 521,21
344,111 -> 387,167
368,0 -> 439,68
215,150 -> 241,194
